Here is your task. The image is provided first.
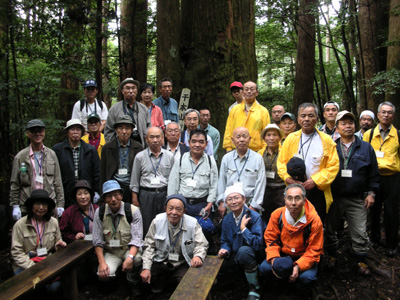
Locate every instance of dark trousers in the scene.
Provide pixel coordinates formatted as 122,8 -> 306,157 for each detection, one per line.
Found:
371,173 -> 400,249
118,181 -> 132,204
220,246 -> 265,273
306,187 -> 326,224
262,186 -> 285,224
139,189 -> 167,236
151,261 -> 189,283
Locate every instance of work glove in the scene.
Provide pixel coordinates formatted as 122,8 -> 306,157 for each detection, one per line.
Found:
93,192 -> 100,204
13,205 -> 22,221
57,207 -> 65,217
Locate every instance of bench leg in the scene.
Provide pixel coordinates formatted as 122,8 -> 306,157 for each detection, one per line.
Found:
61,267 -> 78,300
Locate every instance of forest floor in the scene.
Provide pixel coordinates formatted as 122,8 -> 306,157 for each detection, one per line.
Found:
1,226 -> 399,300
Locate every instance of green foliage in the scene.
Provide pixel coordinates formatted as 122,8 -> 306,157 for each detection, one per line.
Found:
368,69 -> 400,95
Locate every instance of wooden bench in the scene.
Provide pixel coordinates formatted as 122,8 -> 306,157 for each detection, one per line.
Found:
0,240 -> 93,300
170,255 -> 223,300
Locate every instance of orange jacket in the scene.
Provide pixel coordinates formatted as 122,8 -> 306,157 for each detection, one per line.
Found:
264,199 -> 323,272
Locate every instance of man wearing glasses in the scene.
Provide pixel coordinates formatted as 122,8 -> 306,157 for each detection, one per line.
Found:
93,180 -> 143,297
363,101 -> 400,257
72,79 -> 108,132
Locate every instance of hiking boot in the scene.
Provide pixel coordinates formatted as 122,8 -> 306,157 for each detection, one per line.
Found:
246,285 -> 261,300
325,256 -> 337,272
356,262 -> 371,276
151,278 -> 166,294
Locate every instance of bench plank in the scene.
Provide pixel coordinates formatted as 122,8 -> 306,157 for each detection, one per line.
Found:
0,240 -> 93,300
170,256 -> 223,300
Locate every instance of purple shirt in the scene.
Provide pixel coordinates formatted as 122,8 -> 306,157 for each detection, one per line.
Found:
59,203 -> 98,244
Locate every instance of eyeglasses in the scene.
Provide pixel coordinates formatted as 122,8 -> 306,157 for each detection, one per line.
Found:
226,195 -> 243,203
105,191 -> 122,200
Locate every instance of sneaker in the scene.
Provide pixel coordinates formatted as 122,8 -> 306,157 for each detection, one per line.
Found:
356,262 -> 371,276
246,286 -> 261,300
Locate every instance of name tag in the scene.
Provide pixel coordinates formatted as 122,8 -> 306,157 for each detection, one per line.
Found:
118,168 -> 128,175
376,151 -> 385,158
110,239 -> 121,247
35,175 -> 44,184
75,170 -> 79,177
151,177 -> 161,184
291,247 -> 295,253
341,170 -> 352,178
187,179 -> 197,187
84,234 -> 93,241
37,247 -> 48,257
266,171 -> 275,179
168,253 -> 179,261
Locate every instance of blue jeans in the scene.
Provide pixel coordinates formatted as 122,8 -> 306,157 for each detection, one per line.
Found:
221,246 -> 263,273
259,259 -> 318,286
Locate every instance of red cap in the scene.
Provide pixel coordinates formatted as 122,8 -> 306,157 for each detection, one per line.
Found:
230,81 -> 243,89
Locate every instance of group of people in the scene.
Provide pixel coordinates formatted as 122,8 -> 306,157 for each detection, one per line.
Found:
7,76 -> 400,300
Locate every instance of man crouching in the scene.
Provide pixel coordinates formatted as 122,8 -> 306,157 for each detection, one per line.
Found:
140,194 -> 208,293
259,183 -> 323,288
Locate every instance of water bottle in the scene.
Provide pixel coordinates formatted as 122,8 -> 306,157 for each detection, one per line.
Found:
20,163 -> 27,175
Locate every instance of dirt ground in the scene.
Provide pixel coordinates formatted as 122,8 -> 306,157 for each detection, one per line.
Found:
1,227 -> 399,300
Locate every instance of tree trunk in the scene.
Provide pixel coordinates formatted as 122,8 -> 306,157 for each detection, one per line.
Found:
120,0 -> 148,83
95,0 -> 103,101
293,0 -> 317,115
358,0 -> 389,112
156,0 -> 181,94
179,0 -> 257,136
385,0 -> 400,128
102,0 -> 111,107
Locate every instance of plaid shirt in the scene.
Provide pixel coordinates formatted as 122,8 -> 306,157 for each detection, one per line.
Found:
319,124 -> 341,141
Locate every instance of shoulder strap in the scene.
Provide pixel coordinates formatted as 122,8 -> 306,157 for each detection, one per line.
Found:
303,222 -> 312,245
180,152 -> 184,167
269,212 -> 283,247
99,204 -> 106,222
278,212 -> 283,231
124,202 -> 133,224
368,125 -> 377,144
80,98 -> 85,111
207,154 -> 211,169
97,99 -> 103,110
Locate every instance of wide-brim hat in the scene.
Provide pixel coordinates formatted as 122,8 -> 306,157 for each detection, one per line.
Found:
102,180 -> 124,199
71,180 -> 94,199
261,123 -> 285,140
65,119 -> 85,131
25,189 -> 55,211
120,78 -> 140,91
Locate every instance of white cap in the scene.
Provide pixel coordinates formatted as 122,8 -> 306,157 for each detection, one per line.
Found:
360,110 -> 375,120
224,185 -> 245,202
65,119 -> 84,130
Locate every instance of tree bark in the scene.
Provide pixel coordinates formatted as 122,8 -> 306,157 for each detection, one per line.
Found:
120,0 -> 148,83
95,0 -> 103,101
385,0 -> 400,128
293,0 -> 317,115
358,0 -> 389,112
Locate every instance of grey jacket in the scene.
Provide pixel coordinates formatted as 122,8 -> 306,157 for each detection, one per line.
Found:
9,146 -> 64,212
104,100 -> 150,146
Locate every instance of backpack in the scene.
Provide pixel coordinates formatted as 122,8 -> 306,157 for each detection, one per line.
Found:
269,212 -> 312,247
99,202 -> 133,224
368,125 -> 400,144
179,152 -> 212,169
80,98 -> 104,111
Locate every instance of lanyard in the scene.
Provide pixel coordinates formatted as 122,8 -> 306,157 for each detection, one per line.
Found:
233,150 -> 249,181
340,141 -> 354,169
119,146 -> 130,166
33,219 -> 45,248
299,132 -> 315,160
264,149 -> 278,171
148,149 -> 163,177
168,219 -> 183,253
86,100 -> 97,115
190,158 -> 203,179
111,215 -> 121,235
33,151 -> 43,176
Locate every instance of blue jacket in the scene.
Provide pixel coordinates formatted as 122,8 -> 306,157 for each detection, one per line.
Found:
332,136 -> 379,196
153,96 -> 179,123
220,206 -> 265,255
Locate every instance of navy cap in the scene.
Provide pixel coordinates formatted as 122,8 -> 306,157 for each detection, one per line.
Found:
84,80 -> 98,88
165,194 -> 187,208
272,257 -> 294,279
287,157 -> 306,182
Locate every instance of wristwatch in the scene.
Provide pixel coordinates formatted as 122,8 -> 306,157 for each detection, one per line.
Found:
367,191 -> 376,198
128,254 -> 135,260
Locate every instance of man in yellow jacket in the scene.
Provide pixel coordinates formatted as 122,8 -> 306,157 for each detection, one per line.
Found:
277,102 -> 339,223
81,113 -> 106,159
363,101 -> 400,257
223,81 -> 270,152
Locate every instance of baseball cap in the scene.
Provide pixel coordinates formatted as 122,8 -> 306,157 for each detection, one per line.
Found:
335,110 -> 355,123
84,80 -> 98,88
230,81 -> 243,89
27,119 -> 45,130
